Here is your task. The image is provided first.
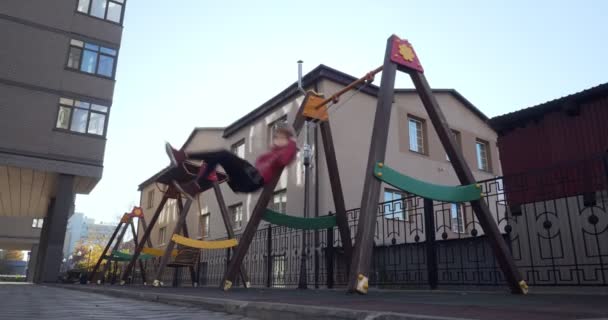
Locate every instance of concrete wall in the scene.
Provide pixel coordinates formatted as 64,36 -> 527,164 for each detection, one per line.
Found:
0,217 -> 41,250
139,77 -> 503,247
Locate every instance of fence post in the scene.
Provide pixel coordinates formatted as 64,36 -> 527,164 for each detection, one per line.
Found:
266,224 -> 273,288
326,212 -> 334,289
423,198 -> 438,289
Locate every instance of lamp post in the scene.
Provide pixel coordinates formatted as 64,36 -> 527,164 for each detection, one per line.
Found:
298,122 -> 313,289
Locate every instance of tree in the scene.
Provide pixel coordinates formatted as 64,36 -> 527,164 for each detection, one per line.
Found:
4,250 -> 24,261
71,242 -> 104,269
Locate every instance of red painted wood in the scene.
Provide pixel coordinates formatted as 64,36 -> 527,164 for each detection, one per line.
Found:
499,96 -> 608,205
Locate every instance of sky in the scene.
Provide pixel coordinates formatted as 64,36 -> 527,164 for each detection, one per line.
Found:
76,0 -> 608,223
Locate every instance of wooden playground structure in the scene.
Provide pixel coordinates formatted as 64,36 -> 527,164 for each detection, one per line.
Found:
104,34 -> 528,295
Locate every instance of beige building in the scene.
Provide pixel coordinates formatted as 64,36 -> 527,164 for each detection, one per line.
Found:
137,65 -> 503,252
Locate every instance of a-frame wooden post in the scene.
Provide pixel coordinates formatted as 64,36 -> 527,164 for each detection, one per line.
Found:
98,217 -> 130,284
319,121 -> 352,263
89,220 -> 124,283
129,220 -> 149,284
222,105 -> 308,290
152,196 -> 194,286
121,192 -> 169,284
347,35 -> 526,294
176,197 -> 198,286
212,182 -> 251,287
222,93 -> 354,290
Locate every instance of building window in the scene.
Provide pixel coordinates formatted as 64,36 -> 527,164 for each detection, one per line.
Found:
446,129 -> 461,161
158,227 -> 166,245
199,213 -> 210,239
476,139 -> 491,172
147,190 -> 154,209
268,116 -> 288,146
272,190 -> 287,213
408,116 -> 426,154
450,203 -> 466,233
32,218 -> 44,229
230,204 -> 243,230
55,97 -> 109,136
76,0 -> 126,24
383,189 -> 407,220
67,39 -> 118,78
231,139 -> 246,159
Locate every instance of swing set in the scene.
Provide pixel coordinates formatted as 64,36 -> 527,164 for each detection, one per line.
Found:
111,34 -> 527,295
221,34 -> 528,295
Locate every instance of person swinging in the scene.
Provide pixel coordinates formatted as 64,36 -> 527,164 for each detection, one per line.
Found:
165,123 -> 298,200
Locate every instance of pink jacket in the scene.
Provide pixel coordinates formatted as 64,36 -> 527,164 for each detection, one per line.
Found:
255,139 -> 298,183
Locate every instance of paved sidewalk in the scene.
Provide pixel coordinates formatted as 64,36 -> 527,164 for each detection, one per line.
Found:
0,283 -> 256,320
59,284 -> 608,320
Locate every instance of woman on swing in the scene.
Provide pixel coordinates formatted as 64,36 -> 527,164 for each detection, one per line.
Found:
165,123 -> 298,200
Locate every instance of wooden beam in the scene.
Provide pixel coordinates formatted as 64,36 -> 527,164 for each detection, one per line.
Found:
409,71 -> 525,294
347,35 -> 398,293
177,196 -> 197,286
319,121 -> 352,263
222,103 -> 309,290
152,198 -> 194,286
423,198 -> 438,289
212,182 -> 251,287
129,220 -> 148,285
99,222 -> 130,284
121,193 -> 169,284
88,221 -> 123,283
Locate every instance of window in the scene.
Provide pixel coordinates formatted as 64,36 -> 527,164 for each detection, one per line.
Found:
383,189 -> 406,220
476,139 -> 491,172
450,203 -> 466,233
231,140 -> 246,159
158,227 -> 166,245
230,204 -> 243,230
408,116 -> 426,154
32,218 -> 44,229
199,213 -> 210,239
77,0 -> 126,24
272,190 -> 287,213
67,39 -> 118,78
268,116 -> 288,146
446,129 -> 461,161
147,190 -> 154,209
55,97 -> 109,136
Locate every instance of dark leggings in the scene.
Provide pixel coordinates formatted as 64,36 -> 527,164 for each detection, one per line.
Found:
187,149 -> 264,193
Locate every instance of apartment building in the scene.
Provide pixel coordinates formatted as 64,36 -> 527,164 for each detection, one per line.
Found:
138,65 -> 501,250
0,0 -> 127,282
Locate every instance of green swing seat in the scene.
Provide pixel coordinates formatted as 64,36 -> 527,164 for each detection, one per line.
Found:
108,250 -> 155,262
374,163 -> 482,203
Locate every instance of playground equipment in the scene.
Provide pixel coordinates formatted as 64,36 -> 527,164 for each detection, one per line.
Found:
219,67 -> 388,292
89,206 -> 154,284
120,161 -> 250,287
223,34 -> 527,295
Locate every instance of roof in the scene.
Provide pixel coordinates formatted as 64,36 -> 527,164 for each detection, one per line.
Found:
180,127 -> 224,150
223,64 -> 489,137
140,64 -> 489,189
490,82 -> 608,132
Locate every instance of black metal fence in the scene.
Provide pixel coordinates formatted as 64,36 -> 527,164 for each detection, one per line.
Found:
127,154 -> 607,289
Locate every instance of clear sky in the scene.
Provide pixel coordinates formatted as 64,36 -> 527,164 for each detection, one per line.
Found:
76,0 -> 608,223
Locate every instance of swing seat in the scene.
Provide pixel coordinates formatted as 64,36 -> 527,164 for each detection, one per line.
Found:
262,209 -> 337,230
171,234 -> 238,249
108,250 -> 155,262
167,247 -> 200,268
302,91 -> 329,121
374,163 -> 482,203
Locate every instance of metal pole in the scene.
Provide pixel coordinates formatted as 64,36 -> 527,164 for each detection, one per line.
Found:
298,122 -> 312,289
266,224 -> 272,288
326,212 -> 334,289
297,60 -> 305,94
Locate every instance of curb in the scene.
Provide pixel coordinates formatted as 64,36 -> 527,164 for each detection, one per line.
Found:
55,285 -> 474,320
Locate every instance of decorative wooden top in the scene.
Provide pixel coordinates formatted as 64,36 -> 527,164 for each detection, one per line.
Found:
389,35 -> 423,73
